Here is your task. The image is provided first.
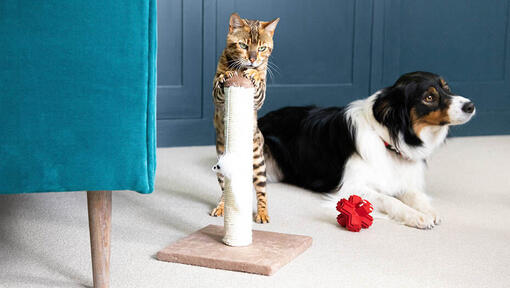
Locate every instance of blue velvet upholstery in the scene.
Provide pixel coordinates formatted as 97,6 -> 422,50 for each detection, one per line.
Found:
0,1 -> 157,194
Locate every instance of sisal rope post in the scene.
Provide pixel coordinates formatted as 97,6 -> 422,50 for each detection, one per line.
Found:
213,75 -> 254,246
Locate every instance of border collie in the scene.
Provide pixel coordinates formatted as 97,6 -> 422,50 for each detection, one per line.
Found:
259,71 -> 475,229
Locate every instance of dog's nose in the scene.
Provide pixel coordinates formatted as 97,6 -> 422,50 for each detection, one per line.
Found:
462,101 -> 475,114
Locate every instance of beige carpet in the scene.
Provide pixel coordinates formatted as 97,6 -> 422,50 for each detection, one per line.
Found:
1,135 -> 509,288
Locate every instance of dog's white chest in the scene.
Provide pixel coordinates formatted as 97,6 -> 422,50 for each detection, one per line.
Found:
343,151 -> 426,197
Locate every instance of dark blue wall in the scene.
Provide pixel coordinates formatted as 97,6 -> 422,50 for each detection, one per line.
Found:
157,0 -> 510,147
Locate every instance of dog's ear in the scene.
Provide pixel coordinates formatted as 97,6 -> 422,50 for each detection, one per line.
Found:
373,85 -> 422,147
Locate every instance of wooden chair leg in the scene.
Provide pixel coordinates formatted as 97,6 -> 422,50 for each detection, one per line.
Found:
87,190 -> 112,288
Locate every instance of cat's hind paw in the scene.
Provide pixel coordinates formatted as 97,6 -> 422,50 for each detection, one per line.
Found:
210,203 -> 224,217
254,210 -> 270,224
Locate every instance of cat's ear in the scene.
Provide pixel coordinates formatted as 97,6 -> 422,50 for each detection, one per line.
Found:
262,17 -> 280,35
229,13 -> 244,31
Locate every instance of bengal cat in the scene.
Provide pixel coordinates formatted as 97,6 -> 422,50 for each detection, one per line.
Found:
210,13 -> 279,223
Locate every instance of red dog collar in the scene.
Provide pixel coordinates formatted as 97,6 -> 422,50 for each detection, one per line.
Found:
381,138 -> 410,160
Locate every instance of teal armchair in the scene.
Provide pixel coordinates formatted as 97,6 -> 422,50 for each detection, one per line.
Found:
0,1 -> 157,287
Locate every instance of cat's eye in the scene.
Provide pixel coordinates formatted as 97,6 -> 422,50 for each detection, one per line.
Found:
258,46 -> 267,52
238,42 -> 248,49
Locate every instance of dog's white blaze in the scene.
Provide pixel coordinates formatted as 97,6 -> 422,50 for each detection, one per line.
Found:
448,95 -> 475,124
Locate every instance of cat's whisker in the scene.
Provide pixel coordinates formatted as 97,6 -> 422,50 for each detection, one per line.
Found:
267,64 -> 279,75
267,60 -> 282,75
266,65 -> 275,83
228,59 -> 245,71
266,65 -> 278,83
232,61 -> 241,71
268,61 -> 281,72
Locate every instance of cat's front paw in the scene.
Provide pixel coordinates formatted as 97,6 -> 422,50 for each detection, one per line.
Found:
217,71 -> 238,87
225,70 -> 236,78
217,71 -> 235,83
215,74 -> 226,89
243,69 -> 259,85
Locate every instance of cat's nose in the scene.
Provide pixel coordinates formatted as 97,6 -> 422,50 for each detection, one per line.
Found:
249,51 -> 257,63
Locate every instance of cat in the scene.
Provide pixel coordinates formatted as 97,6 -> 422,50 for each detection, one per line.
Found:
210,12 -> 279,223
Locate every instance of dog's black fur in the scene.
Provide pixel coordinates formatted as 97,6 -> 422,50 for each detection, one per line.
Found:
260,105 -> 356,192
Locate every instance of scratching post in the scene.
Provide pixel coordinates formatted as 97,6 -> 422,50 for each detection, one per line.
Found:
218,84 -> 255,246
157,74 -> 312,275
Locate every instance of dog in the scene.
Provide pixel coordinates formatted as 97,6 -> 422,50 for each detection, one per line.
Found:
259,71 -> 475,229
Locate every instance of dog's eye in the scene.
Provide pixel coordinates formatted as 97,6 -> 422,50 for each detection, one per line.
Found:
238,42 -> 248,49
424,94 -> 436,103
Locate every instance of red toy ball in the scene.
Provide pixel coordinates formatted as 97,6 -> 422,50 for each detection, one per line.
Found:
336,195 -> 374,232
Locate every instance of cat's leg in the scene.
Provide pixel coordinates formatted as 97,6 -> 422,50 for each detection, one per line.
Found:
210,129 -> 226,217
210,173 -> 225,217
253,128 -> 269,223
397,191 -> 441,225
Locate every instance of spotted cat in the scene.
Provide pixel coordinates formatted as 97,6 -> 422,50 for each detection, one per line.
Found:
211,13 -> 279,223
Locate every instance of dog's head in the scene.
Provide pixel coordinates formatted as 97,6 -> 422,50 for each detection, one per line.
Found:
373,71 -> 475,147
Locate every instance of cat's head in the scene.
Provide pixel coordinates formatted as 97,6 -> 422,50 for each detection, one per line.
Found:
226,13 -> 279,70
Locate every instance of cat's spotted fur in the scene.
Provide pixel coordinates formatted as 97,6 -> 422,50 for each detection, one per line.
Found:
211,13 -> 279,223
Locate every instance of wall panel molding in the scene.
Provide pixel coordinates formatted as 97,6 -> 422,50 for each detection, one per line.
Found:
157,0 -> 203,120
157,0 -> 510,147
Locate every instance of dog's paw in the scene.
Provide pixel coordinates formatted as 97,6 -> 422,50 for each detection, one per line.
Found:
427,210 -> 442,225
404,212 -> 435,230
418,208 -> 441,225
254,210 -> 270,224
433,214 -> 442,225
